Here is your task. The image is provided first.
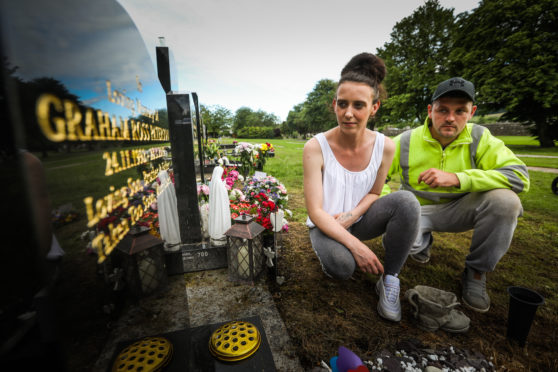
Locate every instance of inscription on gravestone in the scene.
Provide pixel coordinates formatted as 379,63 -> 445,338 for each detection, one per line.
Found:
0,0 -> 211,367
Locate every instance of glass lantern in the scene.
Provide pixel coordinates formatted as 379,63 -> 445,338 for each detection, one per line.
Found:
224,215 -> 265,284
114,226 -> 168,297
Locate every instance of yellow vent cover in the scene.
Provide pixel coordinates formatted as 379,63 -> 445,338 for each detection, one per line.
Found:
112,336 -> 173,372
209,321 -> 261,362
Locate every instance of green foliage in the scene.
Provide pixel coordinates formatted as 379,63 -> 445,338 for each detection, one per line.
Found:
283,79 -> 337,138
450,0 -> 558,147
283,103 -> 305,137
201,104 -> 232,137
302,79 -> 338,134
468,115 -> 501,124
232,107 -> 280,136
237,126 -> 275,138
203,138 -> 221,159
376,0 -> 457,126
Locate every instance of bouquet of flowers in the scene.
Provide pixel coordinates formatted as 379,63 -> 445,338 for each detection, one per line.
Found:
233,142 -> 258,178
229,201 -> 257,221
242,176 -> 290,232
203,139 -> 221,160
221,166 -> 242,190
197,183 -> 210,204
243,175 -> 288,211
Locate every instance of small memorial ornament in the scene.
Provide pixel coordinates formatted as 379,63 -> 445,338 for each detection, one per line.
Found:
224,215 -> 265,284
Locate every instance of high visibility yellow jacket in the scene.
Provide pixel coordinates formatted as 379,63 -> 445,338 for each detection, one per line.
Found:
385,120 -> 530,205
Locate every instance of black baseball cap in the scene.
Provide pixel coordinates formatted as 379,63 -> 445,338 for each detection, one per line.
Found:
432,77 -> 475,102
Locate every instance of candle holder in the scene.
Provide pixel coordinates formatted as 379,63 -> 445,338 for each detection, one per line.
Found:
224,215 -> 265,284
269,210 -> 284,284
114,227 -> 168,297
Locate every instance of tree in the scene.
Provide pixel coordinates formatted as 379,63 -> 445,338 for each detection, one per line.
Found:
284,103 -> 306,137
232,106 -> 254,134
450,0 -> 558,147
301,79 -> 337,135
201,104 -> 233,137
231,107 -> 279,136
376,0 -> 457,126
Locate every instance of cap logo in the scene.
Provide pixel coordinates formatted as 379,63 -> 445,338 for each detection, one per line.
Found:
449,79 -> 465,88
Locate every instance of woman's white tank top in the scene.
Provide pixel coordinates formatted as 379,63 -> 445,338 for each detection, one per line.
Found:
306,131 -> 385,228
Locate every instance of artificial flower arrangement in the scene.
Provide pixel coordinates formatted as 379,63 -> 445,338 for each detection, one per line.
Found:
254,142 -> 275,170
241,175 -> 290,232
232,142 -> 258,178
197,168 -> 290,233
203,138 -> 222,160
243,175 -> 288,211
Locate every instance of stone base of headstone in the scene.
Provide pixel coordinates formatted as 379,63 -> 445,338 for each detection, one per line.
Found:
164,242 -> 228,275
164,244 -> 185,276
106,316 -> 276,371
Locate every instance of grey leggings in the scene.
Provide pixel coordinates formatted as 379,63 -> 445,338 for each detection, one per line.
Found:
309,190 -> 420,279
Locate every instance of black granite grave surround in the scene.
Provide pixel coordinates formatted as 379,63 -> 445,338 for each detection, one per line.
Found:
107,316 -> 277,372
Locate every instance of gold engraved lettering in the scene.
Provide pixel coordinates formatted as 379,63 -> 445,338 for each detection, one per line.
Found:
87,162 -> 172,262
92,234 -> 107,263
131,120 -> 140,141
119,117 -> 130,140
36,94 -> 66,142
84,196 -> 98,227
63,99 -> 86,141
103,152 -> 113,176
96,110 -> 111,140
136,75 -> 143,92
111,153 -> 121,174
106,80 -> 114,103
84,108 -> 102,140
36,92 -> 168,143
110,115 -> 122,140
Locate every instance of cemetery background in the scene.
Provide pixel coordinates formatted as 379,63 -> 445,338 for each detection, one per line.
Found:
3,0 -> 557,370
41,135 -> 558,371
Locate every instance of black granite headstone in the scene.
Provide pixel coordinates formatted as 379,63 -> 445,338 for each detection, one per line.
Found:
0,0 -> 192,368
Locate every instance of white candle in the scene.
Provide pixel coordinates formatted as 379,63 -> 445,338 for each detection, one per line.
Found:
237,244 -> 250,279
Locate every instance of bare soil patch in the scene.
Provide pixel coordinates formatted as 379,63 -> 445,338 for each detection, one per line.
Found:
271,222 -> 558,371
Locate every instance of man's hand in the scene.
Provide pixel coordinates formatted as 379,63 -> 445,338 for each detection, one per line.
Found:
333,211 -> 356,229
352,242 -> 384,275
418,168 -> 460,188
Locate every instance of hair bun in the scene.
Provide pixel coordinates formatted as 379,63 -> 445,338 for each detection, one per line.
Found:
341,53 -> 386,85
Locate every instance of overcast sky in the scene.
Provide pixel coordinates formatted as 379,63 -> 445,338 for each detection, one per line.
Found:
118,0 -> 480,122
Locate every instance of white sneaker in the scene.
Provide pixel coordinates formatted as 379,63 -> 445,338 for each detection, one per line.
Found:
375,274 -> 402,322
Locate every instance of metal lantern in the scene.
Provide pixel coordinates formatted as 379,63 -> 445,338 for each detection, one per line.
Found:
115,226 -> 168,297
224,215 -> 265,284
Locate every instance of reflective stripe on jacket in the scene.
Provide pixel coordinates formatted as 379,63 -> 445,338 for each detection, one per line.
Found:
387,120 -> 530,205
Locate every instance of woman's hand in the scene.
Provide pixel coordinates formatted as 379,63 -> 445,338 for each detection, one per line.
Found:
351,242 -> 384,275
333,211 -> 357,229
